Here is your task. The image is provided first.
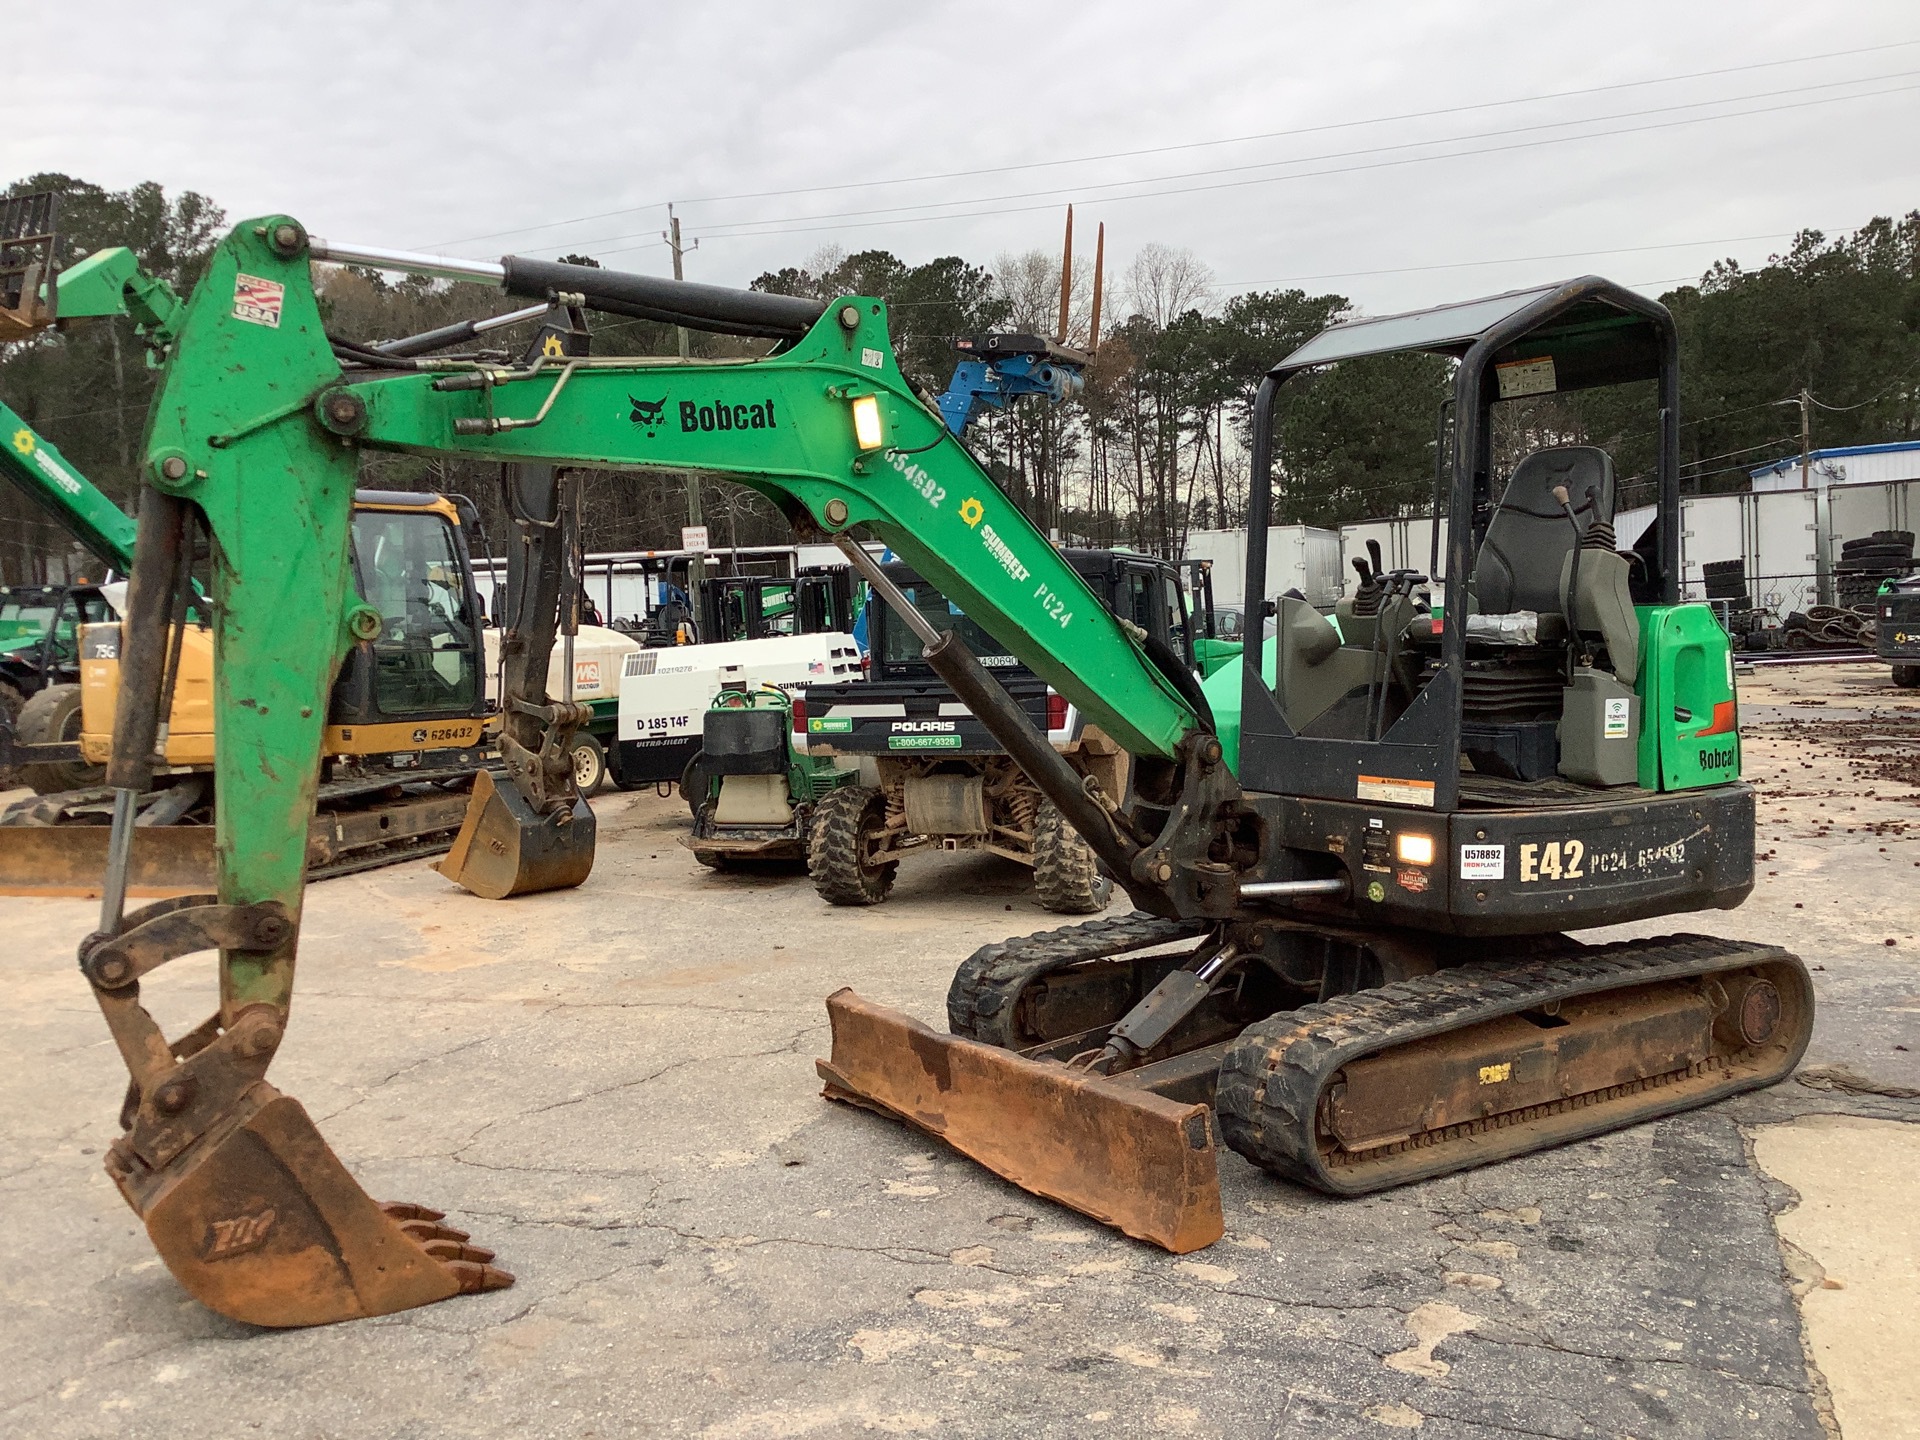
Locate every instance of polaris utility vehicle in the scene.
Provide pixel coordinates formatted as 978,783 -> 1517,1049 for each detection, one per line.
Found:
795,549 -> 1197,912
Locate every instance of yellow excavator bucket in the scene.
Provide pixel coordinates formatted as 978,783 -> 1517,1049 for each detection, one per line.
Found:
435,769 -> 595,899
817,989 -> 1225,1253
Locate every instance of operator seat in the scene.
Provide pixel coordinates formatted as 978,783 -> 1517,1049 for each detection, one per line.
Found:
1474,446 -> 1615,615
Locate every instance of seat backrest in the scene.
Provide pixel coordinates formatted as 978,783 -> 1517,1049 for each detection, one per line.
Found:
1473,446 -> 1615,615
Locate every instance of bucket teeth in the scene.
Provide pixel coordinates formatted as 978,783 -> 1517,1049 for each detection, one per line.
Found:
396,1217 -> 472,1245
447,1259 -> 518,1295
123,1090 -> 518,1327
379,1201 -> 447,1223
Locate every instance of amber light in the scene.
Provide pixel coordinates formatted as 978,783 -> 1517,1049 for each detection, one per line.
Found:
1395,832 -> 1435,866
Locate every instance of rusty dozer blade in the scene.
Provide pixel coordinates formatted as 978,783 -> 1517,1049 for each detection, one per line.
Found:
817,989 -> 1224,1253
435,768 -> 595,899
112,1083 -> 514,1328
0,823 -> 213,897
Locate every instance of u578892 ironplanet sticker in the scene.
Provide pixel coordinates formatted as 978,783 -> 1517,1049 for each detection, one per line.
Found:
1458,844 -> 1506,880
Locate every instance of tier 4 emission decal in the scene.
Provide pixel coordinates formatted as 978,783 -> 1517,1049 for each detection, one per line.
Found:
232,274 -> 285,328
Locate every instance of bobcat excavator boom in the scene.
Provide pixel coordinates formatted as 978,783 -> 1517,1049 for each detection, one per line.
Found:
85,217 -> 1807,1328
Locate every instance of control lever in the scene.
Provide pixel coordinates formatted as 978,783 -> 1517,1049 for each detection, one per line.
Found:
1368,568 -> 1428,741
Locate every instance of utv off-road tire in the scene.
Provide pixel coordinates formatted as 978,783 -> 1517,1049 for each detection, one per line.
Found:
1031,799 -> 1113,915
809,784 -> 895,906
17,684 -> 103,794
1895,664 -> 1920,689
0,679 -> 24,789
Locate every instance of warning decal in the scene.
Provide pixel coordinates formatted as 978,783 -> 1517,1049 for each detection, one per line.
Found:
1356,774 -> 1436,808
1495,355 -> 1556,399
233,273 -> 285,328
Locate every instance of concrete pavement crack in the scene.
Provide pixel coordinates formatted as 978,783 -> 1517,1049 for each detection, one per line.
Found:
1466,1327 -> 1814,1395
312,1033 -> 495,1123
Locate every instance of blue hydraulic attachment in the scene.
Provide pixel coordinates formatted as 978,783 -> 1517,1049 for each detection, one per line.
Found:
934,334 -> 1090,435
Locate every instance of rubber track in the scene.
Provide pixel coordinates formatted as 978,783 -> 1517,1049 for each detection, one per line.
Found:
946,910 -> 1210,1044
1214,931 -> 1805,1194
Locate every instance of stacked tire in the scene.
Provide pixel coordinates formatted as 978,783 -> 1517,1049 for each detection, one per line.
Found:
1702,558 -> 1750,612
1837,530 -> 1915,608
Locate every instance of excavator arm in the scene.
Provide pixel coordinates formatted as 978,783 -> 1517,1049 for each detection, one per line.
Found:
86,216 -> 1220,1326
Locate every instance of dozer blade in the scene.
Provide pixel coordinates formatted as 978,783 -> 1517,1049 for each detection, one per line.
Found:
435,768 -> 595,899
817,989 -> 1224,1253
111,1083 -> 512,1328
0,824 -> 214,897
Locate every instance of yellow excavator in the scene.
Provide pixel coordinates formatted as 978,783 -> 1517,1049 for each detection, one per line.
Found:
1,196 -> 586,896
75,215 -> 1807,1329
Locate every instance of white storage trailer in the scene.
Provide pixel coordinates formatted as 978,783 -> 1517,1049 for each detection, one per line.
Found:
1338,515 -> 1449,596
1183,526 -> 1342,610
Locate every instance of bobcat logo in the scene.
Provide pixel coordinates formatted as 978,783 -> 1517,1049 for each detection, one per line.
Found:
628,395 -> 668,437
203,1207 -> 277,1261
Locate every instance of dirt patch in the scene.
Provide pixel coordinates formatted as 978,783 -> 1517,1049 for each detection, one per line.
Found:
1752,1115 -> 1920,1440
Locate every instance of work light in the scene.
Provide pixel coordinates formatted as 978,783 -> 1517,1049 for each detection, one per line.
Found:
850,394 -> 884,451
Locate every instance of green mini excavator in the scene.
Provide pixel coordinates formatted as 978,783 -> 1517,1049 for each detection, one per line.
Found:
78,216 -> 1807,1327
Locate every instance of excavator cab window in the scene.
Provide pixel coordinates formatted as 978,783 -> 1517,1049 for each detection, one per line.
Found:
0,595 -> 57,647
348,510 -> 478,717
881,582 -> 1010,672
1120,561 -> 1194,669
50,591 -> 112,660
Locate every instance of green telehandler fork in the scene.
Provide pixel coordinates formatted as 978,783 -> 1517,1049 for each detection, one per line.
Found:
82,217 -> 1807,1328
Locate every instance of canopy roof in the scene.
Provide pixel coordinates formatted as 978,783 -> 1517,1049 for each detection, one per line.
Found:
1272,276 -> 1669,394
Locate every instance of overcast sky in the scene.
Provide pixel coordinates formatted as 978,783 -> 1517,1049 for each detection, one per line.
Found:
10,1 -> 1916,318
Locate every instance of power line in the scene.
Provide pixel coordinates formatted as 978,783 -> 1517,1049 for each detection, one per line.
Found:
419,37 -> 1919,252
689,70 -> 1918,240
588,79 -> 1916,256
1215,232 -> 1795,290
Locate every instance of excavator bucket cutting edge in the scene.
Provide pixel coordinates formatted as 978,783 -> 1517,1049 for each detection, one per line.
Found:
435,769 -> 595,899
111,1085 -> 513,1328
817,989 -> 1225,1254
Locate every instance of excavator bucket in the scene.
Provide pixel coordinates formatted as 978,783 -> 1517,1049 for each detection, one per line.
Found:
435,769 -> 595,899
817,989 -> 1224,1253
111,1083 -> 512,1328
0,824 -> 214,897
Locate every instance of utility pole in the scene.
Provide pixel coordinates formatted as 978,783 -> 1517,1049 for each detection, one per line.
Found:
663,203 -> 704,630
1797,387 -> 1812,491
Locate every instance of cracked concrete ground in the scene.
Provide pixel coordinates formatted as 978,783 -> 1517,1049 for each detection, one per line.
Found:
1,661 -> 1916,1439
